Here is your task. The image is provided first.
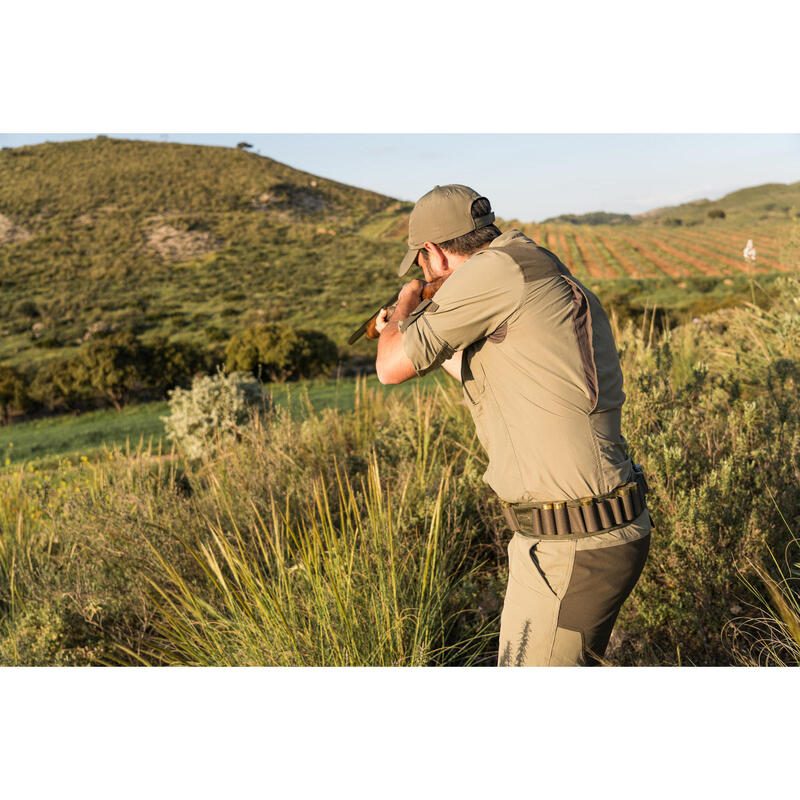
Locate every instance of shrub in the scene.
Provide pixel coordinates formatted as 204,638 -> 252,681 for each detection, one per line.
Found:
707,208 -> 726,219
607,279 -> 800,664
27,358 -> 79,411
146,337 -> 211,396
723,528 -> 800,666
69,331 -> 149,409
0,365 -> 28,423
161,370 -> 272,460
224,323 -> 338,382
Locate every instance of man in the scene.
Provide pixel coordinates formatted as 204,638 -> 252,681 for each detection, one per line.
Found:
375,184 -> 651,667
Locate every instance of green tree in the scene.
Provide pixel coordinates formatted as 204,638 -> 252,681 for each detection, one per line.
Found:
224,323 -> 338,383
0,364 -> 28,424
70,331 -> 149,410
146,337 -> 211,397
28,358 -> 78,412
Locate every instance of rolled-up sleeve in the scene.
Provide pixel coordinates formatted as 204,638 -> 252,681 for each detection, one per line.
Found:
400,251 -> 524,376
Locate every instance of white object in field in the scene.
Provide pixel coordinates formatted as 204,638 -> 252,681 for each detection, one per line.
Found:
743,239 -> 757,263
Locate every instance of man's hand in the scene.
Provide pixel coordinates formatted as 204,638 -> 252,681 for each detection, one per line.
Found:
374,307 -> 392,335
375,280 -> 425,384
375,279 -> 424,335
397,279 -> 425,310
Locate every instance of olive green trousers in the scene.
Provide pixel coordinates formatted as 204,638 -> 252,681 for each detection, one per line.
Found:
498,511 -> 651,666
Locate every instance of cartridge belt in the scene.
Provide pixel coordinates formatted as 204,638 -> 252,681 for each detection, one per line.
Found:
501,464 -> 649,541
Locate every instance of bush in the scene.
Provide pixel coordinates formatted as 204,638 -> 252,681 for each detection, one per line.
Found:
161,370 -> 272,460
24,334 -> 210,415
5,279 -> 800,667
69,331 -> 150,409
146,337 -> 212,396
27,358 -> 79,412
608,278 -> 800,664
0,364 -> 28,423
224,323 -> 338,382
707,208 -> 726,219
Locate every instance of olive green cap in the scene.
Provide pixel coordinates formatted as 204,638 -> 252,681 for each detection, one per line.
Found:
396,184 -> 495,276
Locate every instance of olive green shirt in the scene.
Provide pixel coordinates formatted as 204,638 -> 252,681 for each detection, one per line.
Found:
399,229 -> 633,504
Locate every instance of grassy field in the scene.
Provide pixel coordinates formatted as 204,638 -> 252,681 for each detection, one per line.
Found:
2,276 -> 799,666
0,372 -> 449,466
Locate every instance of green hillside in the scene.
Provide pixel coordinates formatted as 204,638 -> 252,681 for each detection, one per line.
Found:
0,136 -> 407,371
0,136 -> 796,387
635,180 -> 800,225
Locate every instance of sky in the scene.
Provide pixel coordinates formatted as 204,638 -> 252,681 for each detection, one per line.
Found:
2,133 -> 798,223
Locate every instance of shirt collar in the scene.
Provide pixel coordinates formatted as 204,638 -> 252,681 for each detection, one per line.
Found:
487,228 -> 531,249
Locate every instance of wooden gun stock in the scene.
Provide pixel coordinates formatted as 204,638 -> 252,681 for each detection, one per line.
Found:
347,277 -> 445,345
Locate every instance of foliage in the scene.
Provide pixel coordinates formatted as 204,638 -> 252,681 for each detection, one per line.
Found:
0,380 -> 496,666
68,331 -> 152,409
0,365 -> 28,423
28,358 -> 80,411
23,333 -> 209,415
224,323 -> 338,382
779,207 -> 800,271
161,370 -> 271,460
542,211 -> 636,226
606,277 -> 800,664
3,279 -> 800,665
707,208 -> 726,219
723,523 -> 800,666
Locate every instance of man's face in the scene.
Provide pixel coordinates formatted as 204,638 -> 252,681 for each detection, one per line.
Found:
415,250 -> 433,283
415,244 -> 449,282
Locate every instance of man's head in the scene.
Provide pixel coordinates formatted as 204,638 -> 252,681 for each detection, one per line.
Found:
397,185 -> 502,281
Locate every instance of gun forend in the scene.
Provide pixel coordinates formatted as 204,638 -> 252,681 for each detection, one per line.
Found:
347,277 -> 445,345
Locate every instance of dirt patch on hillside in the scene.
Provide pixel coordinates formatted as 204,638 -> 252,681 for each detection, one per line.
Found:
250,183 -> 328,214
0,214 -> 32,245
146,224 -> 220,262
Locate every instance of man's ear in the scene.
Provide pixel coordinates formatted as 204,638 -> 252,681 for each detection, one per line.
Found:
422,241 -> 448,271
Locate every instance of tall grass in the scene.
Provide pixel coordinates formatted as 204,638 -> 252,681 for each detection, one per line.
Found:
138,456 -> 485,666
2,279 -> 800,666
0,379 -> 500,666
724,498 -> 800,666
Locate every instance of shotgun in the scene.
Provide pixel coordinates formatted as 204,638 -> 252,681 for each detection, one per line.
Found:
347,277 -> 445,345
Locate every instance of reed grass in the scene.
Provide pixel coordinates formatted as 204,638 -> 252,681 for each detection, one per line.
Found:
136,455 -> 487,666
3,279 -> 800,666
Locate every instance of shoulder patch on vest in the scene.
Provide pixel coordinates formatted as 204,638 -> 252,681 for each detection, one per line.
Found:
491,242 -> 562,283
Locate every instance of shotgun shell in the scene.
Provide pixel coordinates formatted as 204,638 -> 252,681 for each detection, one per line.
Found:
567,504 -> 585,534
580,498 -> 600,532
554,501 -> 569,535
617,484 -> 635,519
540,503 -> 556,536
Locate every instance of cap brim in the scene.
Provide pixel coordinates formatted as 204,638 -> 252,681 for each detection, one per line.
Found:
397,247 -> 418,277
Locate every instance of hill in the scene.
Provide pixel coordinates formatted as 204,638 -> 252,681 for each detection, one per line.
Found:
635,180 -> 800,225
0,137 -> 797,388
542,211 -> 636,226
0,136 -> 409,371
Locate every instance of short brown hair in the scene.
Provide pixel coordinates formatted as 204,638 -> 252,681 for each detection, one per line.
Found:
418,197 -> 501,266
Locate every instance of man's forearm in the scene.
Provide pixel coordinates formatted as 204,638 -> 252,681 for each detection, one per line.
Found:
375,295 -> 420,384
